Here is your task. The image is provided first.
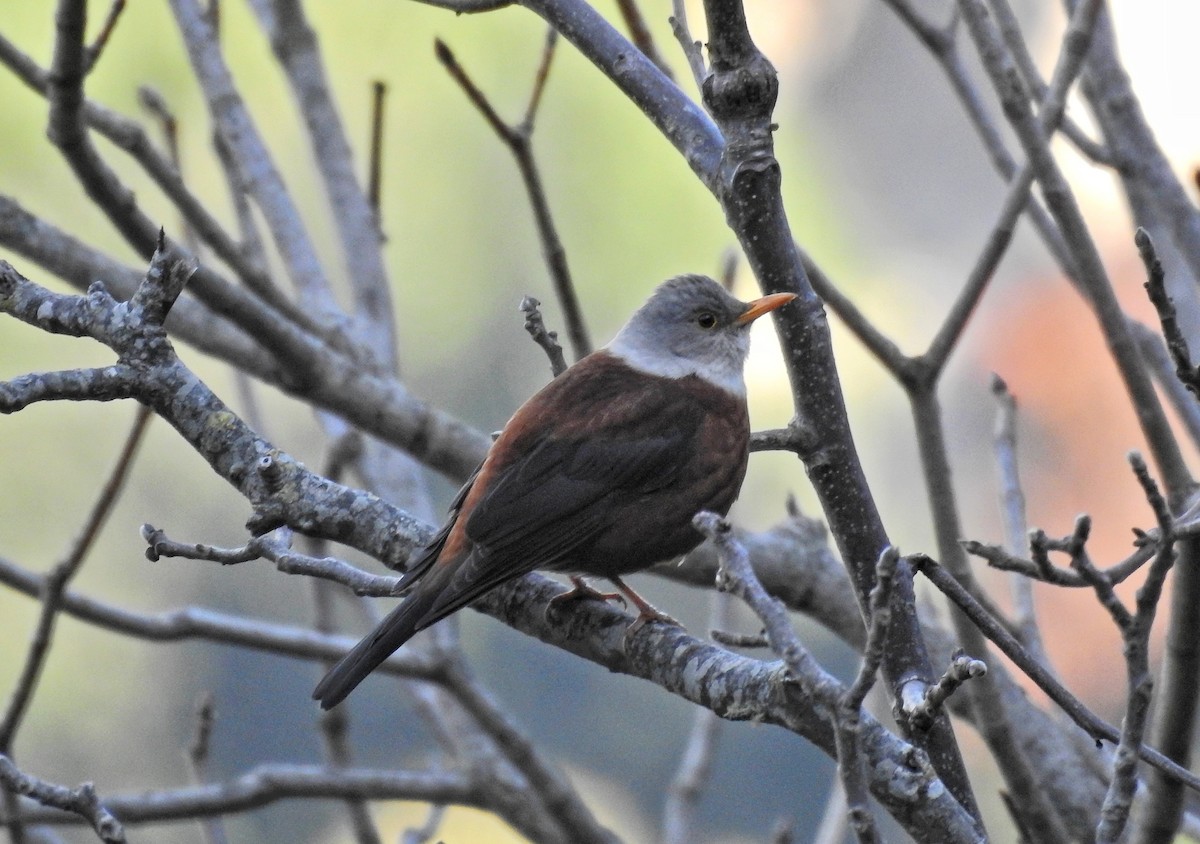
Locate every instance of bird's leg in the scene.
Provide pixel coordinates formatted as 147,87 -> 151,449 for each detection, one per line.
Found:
549,576 -> 628,610
608,575 -> 681,637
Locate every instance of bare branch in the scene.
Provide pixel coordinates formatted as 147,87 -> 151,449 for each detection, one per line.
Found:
958,0 -> 1189,493
518,0 -> 724,190
963,535 -> 1156,589
1131,321 -> 1200,451
0,553 -> 436,679
669,0 -> 707,89
247,0 -> 398,369
367,80 -> 387,219
1091,453 -> 1176,843
0,756 -> 125,843
82,0 -> 127,73
662,592 -> 729,844
836,548 -> 900,844
184,693 -> 231,844
613,0 -> 674,80
692,513 -> 979,838
983,0 -> 1112,165
171,0 -> 339,326
436,35 -> 592,361
912,554 -> 1200,794
520,295 -> 569,378
142,526 -> 401,597
990,375 -> 1049,663
0,405 -> 152,751
1139,227 -> 1200,398
4,763 -> 477,827
910,654 -> 988,732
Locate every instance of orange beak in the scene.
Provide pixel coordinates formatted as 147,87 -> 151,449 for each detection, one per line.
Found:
736,291 -> 797,325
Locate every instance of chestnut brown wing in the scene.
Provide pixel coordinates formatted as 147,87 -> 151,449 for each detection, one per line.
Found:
463,407 -> 701,568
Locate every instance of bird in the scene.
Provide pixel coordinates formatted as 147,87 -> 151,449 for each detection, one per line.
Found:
313,274 -> 796,709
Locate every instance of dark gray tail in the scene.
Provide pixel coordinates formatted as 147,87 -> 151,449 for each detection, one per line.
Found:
312,583 -> 442,709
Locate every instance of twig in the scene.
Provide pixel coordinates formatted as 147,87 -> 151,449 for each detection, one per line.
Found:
907,378 -> 1057,839
613,0 -> 674,79
1,762 -> 476,827
906,0 -> 1103,383
33,1 -> 330,359
1139,227 -> 1200,398
435,34 -> 592,361
172,0 -> 341,328
983,0 -> 1112,165
696,512 -> 830,688
435,660 -> 619,844
1126,215 -> 1200,844
508,0 -> 724,205
800,248 -> 908,378
669,0 -> 707,89
0,259 -> 474,564
0,755 -> 125,843
836,548 -> 901,843
142,525 -> 402,597
0,552 -> 436,678
210,132 -> 272,287
137,86 -> 202,255
1088,453 -> 1176,843
0,404 -> 152,751
662,591 -> 729,844
710,629 -> 768,649
83,0 -> 127,73
308,537 -> 383,844
1131,321 -> 1200,451
246,0 -> 397,369
909,654 -> 988,731
306,431 -> 383,844
0,544 -> 979,839
920,159 -> 1038,378
963,534 -> 1156,588
1128,225 -> 1200,841
185,693 -> 231,844
959,0 -> 1189,493
521,26 -> 558,128
884,0 -> 1098,300
912,554 -> 1200,793
990,375 -> 1049,662
519,295 -> 568,378
367,80 -> 387,221
0,196 -> 274,379
1073,0 -> 1200,320
691,513 -> 977,836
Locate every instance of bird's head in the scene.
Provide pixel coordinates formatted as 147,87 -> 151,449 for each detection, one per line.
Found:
605,275 -> 796,396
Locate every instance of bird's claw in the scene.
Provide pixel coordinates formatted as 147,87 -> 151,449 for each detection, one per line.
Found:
547,578 -> 628,618
623,606 -> 682,640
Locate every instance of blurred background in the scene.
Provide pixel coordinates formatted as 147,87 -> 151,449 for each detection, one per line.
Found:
2,0 -> 1199,841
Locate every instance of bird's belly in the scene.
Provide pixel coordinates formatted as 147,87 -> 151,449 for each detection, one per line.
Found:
556,464 -> 743,578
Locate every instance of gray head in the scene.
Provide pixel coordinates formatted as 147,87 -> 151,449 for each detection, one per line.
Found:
605,275 -> 795,396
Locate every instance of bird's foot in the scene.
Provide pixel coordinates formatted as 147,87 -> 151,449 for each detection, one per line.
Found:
623,604 -> 682,639
608,575 -> 682,643
547,576 -> 628,616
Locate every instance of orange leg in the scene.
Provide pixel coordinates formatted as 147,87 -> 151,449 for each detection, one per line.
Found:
608,575 -> 681,636
548,576 -> 682,638
549,575 -> 627,609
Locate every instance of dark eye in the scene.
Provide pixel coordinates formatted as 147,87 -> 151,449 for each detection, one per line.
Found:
696,312 -> 717,329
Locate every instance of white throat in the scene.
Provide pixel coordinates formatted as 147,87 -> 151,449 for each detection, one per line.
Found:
604,334 -> 747,397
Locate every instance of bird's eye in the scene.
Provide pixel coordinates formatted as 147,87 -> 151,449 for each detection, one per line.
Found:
696,312 -> 717,329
